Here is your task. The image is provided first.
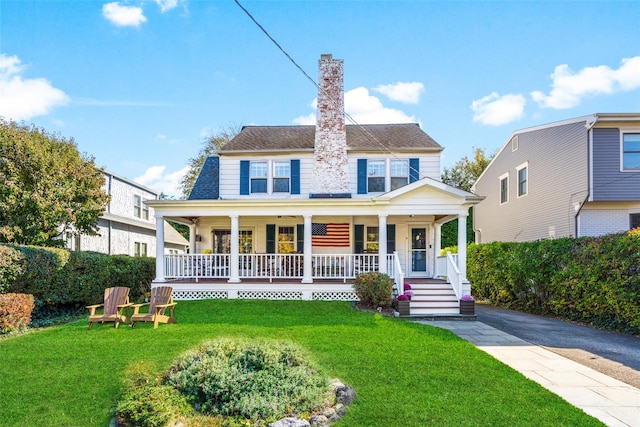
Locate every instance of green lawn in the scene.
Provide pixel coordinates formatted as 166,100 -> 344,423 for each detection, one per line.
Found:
0,300 -> 603,427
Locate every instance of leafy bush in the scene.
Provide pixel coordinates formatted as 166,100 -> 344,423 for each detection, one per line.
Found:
439,245 -> 458,256
353,272 -> 393,308
468,230 -> 640,334
0,293 -> 35,333
163,338 -> 331,424
0,245 -> 26,293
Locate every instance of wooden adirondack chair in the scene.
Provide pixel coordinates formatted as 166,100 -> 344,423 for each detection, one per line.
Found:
87,287 -> 131,329
130,286 -> 177,329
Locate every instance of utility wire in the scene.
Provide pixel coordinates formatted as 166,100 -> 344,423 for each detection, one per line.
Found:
233,0 -> 427,181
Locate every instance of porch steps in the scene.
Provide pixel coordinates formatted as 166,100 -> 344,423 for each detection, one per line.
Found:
404,281 -> 460,316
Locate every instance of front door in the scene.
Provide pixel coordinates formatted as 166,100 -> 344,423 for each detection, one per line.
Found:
410,227 -> 429,277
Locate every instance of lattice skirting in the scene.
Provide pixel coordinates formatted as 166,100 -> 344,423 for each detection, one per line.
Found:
238,291 -> 303,300
312,291 -> 359,301
173,290 -> 228,300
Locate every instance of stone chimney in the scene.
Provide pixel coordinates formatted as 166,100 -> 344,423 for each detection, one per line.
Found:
309,54 -> 351,198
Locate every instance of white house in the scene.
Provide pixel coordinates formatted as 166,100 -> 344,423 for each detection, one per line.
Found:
147,55 -> 482,315
65,170 -> 188,256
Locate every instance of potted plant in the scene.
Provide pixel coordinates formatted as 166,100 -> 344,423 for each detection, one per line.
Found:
396,294 -> 410,316
403,283 -> 412,291
404,290 -> 414,301
459,294 -> 475,315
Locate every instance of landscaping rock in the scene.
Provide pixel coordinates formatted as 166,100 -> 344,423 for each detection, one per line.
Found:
269,417 -> 310,427
309,414 -> 329,426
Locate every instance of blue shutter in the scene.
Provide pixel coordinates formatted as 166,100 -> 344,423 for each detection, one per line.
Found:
240,160 -> 250,195
387,224 -> 396,253
354,224 -> 364,253
291,159 -> 300,194
296,224 -> 304,252
409,158 -> 420,183
357,159 -> 367,194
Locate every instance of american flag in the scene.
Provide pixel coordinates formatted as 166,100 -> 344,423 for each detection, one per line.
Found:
311,223 -> 350,247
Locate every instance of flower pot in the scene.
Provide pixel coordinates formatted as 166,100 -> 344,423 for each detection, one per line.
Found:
459,300 -> 475,315
397,300 -> 410,316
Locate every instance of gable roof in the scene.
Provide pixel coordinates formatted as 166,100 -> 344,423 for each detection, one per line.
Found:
218,123 -> 443,154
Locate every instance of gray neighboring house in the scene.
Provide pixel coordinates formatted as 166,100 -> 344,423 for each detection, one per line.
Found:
472,113 -> 640,243
64,170 -> 188,256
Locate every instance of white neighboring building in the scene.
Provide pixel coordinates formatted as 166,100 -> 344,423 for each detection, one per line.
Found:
65,170 -> 188,256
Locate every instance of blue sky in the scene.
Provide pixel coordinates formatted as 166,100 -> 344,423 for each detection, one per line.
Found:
1,1 -> 639,197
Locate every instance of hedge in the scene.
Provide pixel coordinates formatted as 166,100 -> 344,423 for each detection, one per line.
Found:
0,244 -> 155,314
468,229 -> 640,335
0,293 -> 35,333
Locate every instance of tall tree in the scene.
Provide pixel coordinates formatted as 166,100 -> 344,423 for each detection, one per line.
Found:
441,147 -> 494,248
0,119 -> 110,247
180,124 -> 240,198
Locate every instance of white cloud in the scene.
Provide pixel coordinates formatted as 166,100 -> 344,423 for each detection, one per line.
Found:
135,165 -> 189,198
531,56 -> 640,109
373,82 -> 424,104
155,0 -> 179,12
293,87 -> 415,125
102,2 -> 147,27
471,92 -> 526,126
0,54 -> 69,121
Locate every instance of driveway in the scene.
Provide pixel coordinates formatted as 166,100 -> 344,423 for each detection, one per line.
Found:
475,303 -> 640,388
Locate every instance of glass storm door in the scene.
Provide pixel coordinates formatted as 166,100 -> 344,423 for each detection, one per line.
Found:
410,228 -> 427,275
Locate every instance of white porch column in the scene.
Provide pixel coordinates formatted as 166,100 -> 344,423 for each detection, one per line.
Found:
434,223 -> 442,276
155,216 -> 165,282
189,222 -> 196,254
378,214 -> 388,274
302,215 -> 313,283
457,212 -> 468,278
228,215 -> 241,283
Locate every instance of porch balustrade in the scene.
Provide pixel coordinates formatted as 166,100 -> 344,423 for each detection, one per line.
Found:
163,253 -> 396,282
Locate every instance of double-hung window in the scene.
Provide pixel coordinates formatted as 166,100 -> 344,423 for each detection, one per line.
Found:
278,226 -> 295,254
622,133 -> 640,171
365,226 -> 379,252
273,161 -> 290,193
134,242 -> 147,257
390,160 -> 409,190
250,162 -> 268,193
516,163 -> 528,197
133,195 -> 149,220
499,173 -> 509,204
367,160 -> 385,192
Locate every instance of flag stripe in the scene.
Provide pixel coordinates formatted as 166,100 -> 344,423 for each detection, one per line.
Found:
311,223 -> 350,247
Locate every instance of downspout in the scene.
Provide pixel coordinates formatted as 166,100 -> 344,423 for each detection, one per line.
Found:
576,116 -> 598,237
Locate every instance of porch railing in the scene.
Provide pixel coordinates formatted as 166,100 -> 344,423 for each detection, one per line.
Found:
437,252 -> 470,300
164,253 -> 398,283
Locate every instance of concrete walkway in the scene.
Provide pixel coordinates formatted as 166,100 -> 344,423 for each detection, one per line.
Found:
418,320 -> 640,427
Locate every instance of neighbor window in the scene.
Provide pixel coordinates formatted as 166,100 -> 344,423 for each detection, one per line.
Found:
631,214 -> 640,230
517,164 -> 528,197
273,161 -> 290,193
134,242 -> 147,257
250,162 -> 268,193
367,160 -> 385,192
133,195 -> 149,220
390,160 -> 409,190
623,133 -> 640,171
499,174 -> 509,204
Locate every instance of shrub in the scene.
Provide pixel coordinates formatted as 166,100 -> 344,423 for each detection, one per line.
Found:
468,230 -> 640,335
0,293 -> 35,333
0,245 -> 26,293
439,245 -> 458,256
163,338 -> 331,423
353,272 -> 394,309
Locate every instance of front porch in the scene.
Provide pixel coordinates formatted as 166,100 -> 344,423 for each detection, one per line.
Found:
154,252 -> 470,315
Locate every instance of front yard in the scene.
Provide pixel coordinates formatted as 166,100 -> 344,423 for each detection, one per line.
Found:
0,300 -> 602,426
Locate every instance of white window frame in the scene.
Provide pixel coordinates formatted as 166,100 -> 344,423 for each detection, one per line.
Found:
133,195 -> 149,220
365,226 -> 379,252
250,161 -> 268,194
134,242 -> 147,257
499,172 -> 509,205
272,161 -> 290,193
620,131 -> 640,172
390,159 -> 409,191
277,226 -> 295,254
516,162 -> 528,198
367,160 -> 386,193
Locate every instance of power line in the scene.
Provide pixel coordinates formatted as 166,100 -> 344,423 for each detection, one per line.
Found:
233,0 -> 426,180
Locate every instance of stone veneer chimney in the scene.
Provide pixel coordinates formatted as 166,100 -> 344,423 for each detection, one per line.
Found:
309,54 -> 351,198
